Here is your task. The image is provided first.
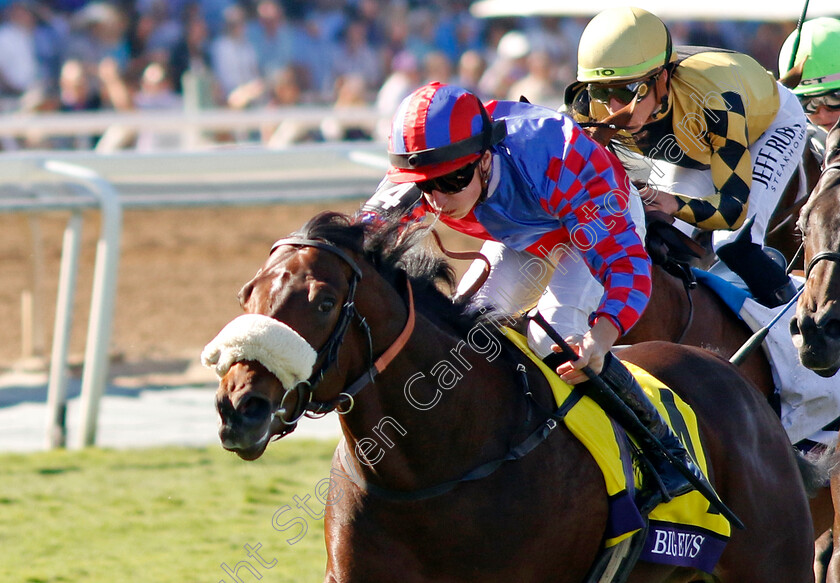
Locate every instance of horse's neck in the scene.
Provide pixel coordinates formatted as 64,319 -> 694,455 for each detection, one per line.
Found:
624,265 -> 775,395
622,266 -> 691,343
338,309 -> 529,492
625,265 -> 747,347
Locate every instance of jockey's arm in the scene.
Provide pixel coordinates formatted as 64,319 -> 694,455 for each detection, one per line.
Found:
669,109 -> 752,232
545,142 -> 652,377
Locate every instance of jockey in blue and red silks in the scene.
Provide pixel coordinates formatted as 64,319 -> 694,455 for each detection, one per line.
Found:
359,81 -> 712,510
361,82 -> 650,373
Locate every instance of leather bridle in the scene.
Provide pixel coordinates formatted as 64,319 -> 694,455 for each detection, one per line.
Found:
267,236 -> 564,503
805,251 -> 840,280
803,162 -> 840,281
267,237 -> 415,437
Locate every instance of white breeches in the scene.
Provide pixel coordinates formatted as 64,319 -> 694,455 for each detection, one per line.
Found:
456,189 -> 646,358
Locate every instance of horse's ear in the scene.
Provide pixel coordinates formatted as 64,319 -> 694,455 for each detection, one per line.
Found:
779,60 -> 805,90
644,209 -> 674,227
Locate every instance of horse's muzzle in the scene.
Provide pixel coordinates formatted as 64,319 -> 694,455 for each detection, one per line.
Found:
790,312 -> 840,377
216,392 -> 274,459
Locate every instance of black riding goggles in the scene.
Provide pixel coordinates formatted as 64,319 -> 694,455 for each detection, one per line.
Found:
588,77 -> 654,105
800,90 -> 840,114
416,158 -> 480,195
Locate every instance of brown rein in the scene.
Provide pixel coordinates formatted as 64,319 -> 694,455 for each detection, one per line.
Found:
429,228 -> 491,300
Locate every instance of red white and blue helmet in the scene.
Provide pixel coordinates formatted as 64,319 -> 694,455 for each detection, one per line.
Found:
387,82 -> 506,183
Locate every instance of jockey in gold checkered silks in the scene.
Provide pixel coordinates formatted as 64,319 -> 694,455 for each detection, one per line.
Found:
569,6 -> 805,308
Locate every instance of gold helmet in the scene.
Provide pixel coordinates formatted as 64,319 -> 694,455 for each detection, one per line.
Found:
577,6 -> 675,83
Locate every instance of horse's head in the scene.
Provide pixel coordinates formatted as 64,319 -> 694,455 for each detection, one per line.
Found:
204,212 -> 446,460
790,128 -> 840,377
204,212 -> 371,459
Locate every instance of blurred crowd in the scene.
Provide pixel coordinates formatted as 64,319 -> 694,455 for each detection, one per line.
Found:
0,0 -> 798,148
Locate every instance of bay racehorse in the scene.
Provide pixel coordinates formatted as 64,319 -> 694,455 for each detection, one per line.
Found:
790,121 -> 840,583
619,221 -> 774,398
208,211 -> 814,582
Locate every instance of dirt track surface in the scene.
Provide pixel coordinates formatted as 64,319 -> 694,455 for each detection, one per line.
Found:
0,200 -> 475,374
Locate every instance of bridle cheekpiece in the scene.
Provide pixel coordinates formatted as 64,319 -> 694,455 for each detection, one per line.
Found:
267,236 -> 415,437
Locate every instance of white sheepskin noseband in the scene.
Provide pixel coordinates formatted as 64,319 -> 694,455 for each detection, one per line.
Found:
201,314 -> 317,389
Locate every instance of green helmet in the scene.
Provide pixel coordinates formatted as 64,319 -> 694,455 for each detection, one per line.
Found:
577,6 -> 675,83
779,17 -> 840,96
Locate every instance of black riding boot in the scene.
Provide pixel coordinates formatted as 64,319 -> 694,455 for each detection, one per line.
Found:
593,353 -> 714,512
541,348 -> 742,524
716,232 -> 797,308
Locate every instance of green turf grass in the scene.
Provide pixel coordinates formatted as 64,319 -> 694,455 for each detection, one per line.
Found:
0,440 -> 339,583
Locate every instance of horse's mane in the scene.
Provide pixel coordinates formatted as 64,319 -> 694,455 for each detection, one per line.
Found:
293,211 -> 484,335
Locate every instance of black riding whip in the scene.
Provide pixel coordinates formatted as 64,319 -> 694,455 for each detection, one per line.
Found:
786,0 -> 811,73
730,285 -> 805,366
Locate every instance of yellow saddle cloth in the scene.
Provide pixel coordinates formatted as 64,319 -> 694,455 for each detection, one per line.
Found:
502,328 -> 731,574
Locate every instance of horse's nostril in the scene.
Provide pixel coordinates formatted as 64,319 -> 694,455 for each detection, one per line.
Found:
239,394 -> 271,422
216,396 -> 235,421
825,319 -> 840,340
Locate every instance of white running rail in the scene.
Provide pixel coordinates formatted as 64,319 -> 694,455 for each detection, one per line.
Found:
0,143 -> 387,448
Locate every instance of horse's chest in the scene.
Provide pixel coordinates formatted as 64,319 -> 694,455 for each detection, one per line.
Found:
325,461 -> 606,582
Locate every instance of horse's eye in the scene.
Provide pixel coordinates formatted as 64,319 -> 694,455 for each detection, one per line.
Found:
318,298 -> 337,313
